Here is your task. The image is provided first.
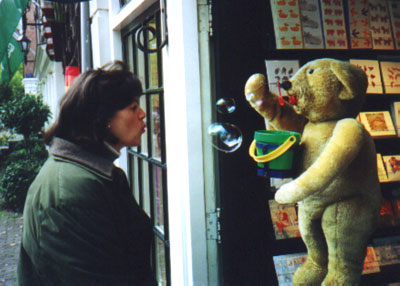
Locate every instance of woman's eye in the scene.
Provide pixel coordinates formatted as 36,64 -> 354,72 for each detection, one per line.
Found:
307,69 -> 314,75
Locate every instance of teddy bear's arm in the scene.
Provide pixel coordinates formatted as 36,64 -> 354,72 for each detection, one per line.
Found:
245,74 -> 307,132
275,119 -> 364,204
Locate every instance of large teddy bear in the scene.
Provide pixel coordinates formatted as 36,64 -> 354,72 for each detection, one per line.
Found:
245,58 -> 382,285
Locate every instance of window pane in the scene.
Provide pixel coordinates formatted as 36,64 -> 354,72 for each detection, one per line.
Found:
140,95 -> 149,155
130,156 -> 140,202
147,18 -> 159,88
142,161 -> 151,216
125,34 -> 134,72
151,93 -> 162,160
136,31 -> 146,85
153,166 -> 164,230
155,236 -> 167,286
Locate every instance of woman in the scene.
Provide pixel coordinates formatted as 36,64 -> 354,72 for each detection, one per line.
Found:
17,61 -> 155,286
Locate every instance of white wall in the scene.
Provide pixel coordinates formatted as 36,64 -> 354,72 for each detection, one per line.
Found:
33,45 -> 65,126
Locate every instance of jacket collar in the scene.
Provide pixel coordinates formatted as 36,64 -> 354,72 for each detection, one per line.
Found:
49,137 -> 119,179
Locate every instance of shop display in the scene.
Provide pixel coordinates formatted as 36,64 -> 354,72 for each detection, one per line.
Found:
388,0 -> 400,49
383,155 -> 400,182
377,153 -> 390,183
265,60 -> 300,96
270,0 -> 304,49
245,58 -> 382,285
373,236 -> 400,266
320,0 -> 348,49
390,101 -> 400,137
350,59 -> 383,94
348,0 -> 372,49
357,111 -> 396,138
369,0 -> 395,50
300,0 -> 324,49
270,0 -> 400,51
273,252 -> 306,286
380,61 -> 400,94
268,200 -> 300,239
362,246 -> 380,275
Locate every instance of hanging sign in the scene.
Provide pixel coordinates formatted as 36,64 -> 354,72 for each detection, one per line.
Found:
65,66 -> 80,89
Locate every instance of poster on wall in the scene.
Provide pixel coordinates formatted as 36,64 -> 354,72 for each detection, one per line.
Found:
265,60 -> 300,96
300,0 -> 324,49
268,200 -> 300,240
369,0 -> 395,50
383,155 -> 400,182
270,0 -> 304,49
357,111 -> 396,138
388,0 -> 400,50
349,59 -> 383,94
273,252 -> 306,286
362,246 -> 380,274
319,0 -> 348,49
348,0 -> 372,49
380,61 -> 400,94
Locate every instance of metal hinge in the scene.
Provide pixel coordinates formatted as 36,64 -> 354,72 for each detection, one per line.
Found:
206,208 -> 221,244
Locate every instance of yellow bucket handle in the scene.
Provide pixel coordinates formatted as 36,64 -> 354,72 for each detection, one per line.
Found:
249,135 -> 297,163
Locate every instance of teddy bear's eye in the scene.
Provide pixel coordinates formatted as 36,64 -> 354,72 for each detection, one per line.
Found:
307,69 -> 314,75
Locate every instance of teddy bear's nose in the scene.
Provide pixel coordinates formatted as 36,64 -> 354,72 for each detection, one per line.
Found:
280,81 -> 292,91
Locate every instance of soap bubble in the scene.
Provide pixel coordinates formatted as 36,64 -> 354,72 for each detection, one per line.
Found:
207,122 -> 243,153
216,98 -> 236,114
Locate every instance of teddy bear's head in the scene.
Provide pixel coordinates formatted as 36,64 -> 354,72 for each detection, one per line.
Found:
282,58 -> 368,122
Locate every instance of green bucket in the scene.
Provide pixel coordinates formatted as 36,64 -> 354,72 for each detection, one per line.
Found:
249,130 -> 301,177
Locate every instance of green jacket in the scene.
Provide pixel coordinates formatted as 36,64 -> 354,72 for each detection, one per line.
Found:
17,138 -> 155,286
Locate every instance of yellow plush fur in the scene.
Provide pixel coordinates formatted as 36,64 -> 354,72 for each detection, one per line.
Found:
245,58 -> 382,285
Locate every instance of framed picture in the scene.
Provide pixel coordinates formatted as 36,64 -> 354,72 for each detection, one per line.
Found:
388,0 -> 400,50
348,0 -> 372,49
369,0 -> 395,50
265,60 -> 300,96
273,252 -> 307,286
320,0 -> 348,49
300,0 -> 324,49
383,155 -> 400,182
380,61 -> 400,94
390,101 -> 400,137
362,246 -> 380,274
377,153 -> 389,183
357,111 -> 396,138
350,59 -> 383,94
268,200 -> 300,240
270,0 -> 304,49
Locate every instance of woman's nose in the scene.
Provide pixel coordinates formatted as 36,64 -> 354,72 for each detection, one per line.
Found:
139,107 -> 146,119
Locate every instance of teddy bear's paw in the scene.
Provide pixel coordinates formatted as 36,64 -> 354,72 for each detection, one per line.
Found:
244,74 -> 268,107
293,260 -> 327,286
274,180 -> 300,204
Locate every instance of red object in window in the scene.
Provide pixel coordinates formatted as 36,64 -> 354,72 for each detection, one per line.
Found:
65,66 -> 80,89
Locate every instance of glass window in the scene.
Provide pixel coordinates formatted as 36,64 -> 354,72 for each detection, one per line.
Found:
122,6 -> 170,286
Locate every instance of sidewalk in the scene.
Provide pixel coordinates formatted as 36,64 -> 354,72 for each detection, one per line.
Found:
0,211 -> 23,286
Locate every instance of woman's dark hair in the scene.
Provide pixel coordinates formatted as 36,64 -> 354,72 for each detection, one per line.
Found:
44,61 -> 142,148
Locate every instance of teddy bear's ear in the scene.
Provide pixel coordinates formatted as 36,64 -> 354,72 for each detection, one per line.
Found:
330,60 -> 368,100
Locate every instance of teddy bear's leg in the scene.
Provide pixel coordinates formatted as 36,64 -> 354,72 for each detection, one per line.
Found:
321,198 -> 378,286
292,206 -> 328,286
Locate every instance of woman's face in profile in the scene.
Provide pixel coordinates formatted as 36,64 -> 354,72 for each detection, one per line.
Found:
108,100 -> 146,151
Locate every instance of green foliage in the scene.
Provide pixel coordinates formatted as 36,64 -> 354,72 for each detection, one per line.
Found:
0,82 -> 51,212
0,139 -> 48,212
1,88 -> 51,138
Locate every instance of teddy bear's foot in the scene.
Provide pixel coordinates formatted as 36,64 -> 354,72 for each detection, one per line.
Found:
321,272 -> 360,286
292,259 -> 327,286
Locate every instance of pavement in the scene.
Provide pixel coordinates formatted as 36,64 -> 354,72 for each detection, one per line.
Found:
0,211 -> 23,286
